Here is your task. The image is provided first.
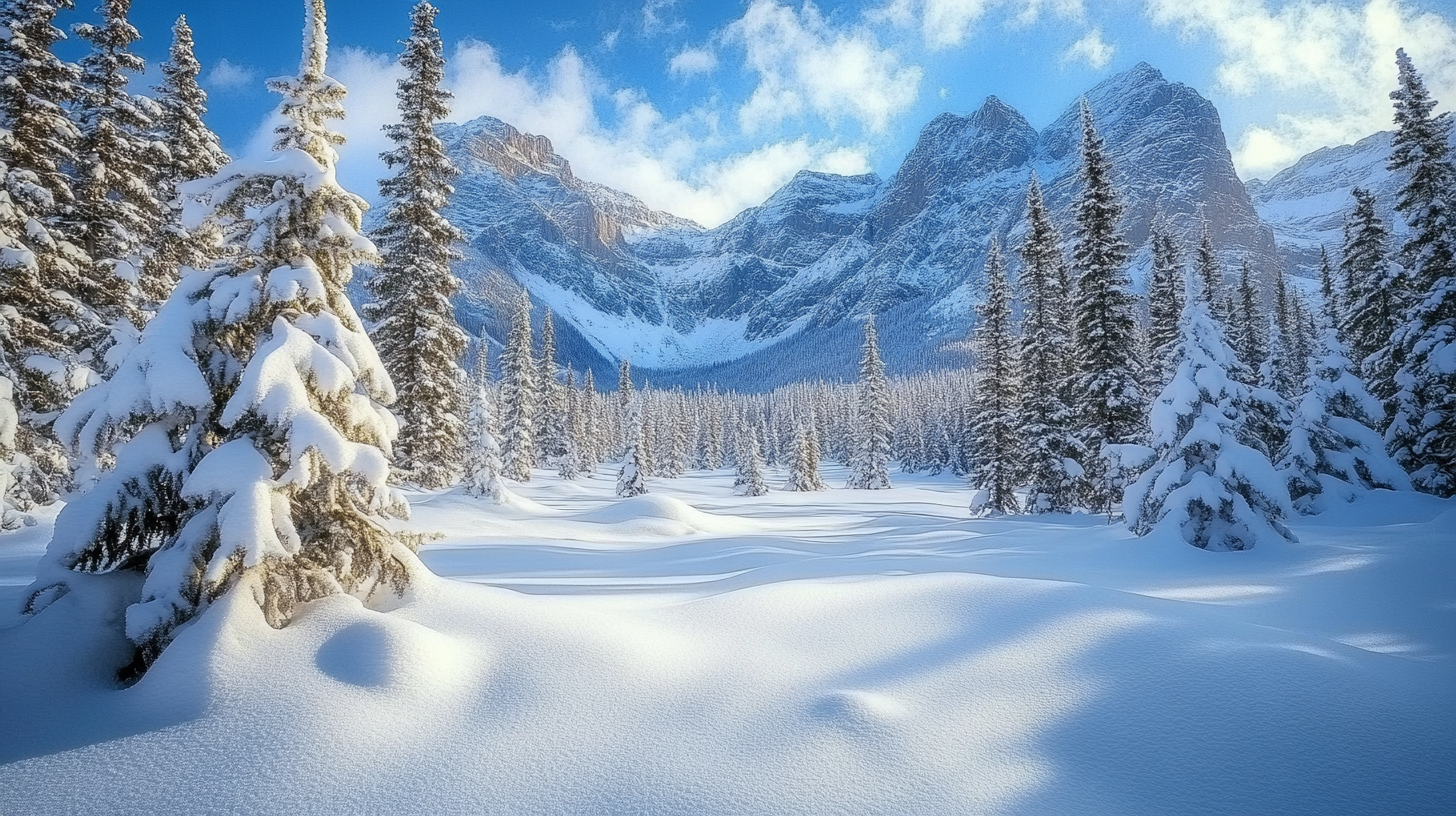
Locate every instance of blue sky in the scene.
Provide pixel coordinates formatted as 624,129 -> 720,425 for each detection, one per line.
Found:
55,0 -> 1456,226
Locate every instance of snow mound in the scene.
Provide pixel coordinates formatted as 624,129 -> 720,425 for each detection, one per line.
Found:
575,494 -> 752,535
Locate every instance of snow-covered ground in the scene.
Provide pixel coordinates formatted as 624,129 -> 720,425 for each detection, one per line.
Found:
2,465 -> 1453,815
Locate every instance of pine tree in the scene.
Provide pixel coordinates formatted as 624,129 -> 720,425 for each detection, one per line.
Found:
1385,49 -> 1456,496
27,0 -> 413,672
534,309 -> 571,473
1125,296 -> 1295,550
151,16 -> 229,276
0,373 -> 32,528
1196,218 -> 1225,323
1069,101 -> 1144,512
616,396 -> 648,497
1280,328 -> 1410,512
968,240 -> 1019,514
0,0 -> 93,504
1230,258 -> 1266,372
579,368 -> 600,474
499,291 -> 536,481
461,345 -> 508,503
1147,222 -> 1185,386
72,0 -> 164,338
361,1 -> 465,489
1269,266 -> 1307,400
785,424 -> 826,491
1340,187 -> 1403,416
847,315 -> 892,489
616,357 -> 634,455
733,425 -> 768,497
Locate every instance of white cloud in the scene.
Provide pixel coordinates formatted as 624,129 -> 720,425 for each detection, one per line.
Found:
642,0 -> 686,36
1061,28 -> 1113,70
726,0 -> 923,134
870,0 -> 1084,50
601,29 -> 621,51
271,41 -> 868,229
669,46 -> 718,78
205,58 -> 257,93
1146,0 -> 1456,178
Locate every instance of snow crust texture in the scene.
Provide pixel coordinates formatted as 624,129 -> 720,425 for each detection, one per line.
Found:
2,467 -> 1453,815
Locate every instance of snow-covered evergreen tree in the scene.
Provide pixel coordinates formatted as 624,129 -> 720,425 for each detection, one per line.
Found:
1385,48 -> 1456,496
363,0 -> 465,489
461,345 -> 508,503
1318,246 -> 1340,331
616,396 -> 647,497
784,424 -> 826,492
0,0 -> 93,504
27,0 -> 413,671
847,315 -> 892,490
1125,296 -> 1295,550
1016,174 -> 1079,512
72,0 -> 162,339
1195,218 -> 1225,323
1147,222 -> 1185,386
534,309 -> 573,474
0,374 -> 33,528
498,291 -> 536,482
579,368 -> 600,474
733,425 -> 768,497
1340,187 -> 1403,416
1281,328 -> 1410,512
968,240 -> 1020,514
1069,101 -> 1144,511
151,15 -> 229,276
1230,258 -> 1266,373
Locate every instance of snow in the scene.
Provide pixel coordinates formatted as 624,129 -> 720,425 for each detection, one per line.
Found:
1,465 -> 1453,815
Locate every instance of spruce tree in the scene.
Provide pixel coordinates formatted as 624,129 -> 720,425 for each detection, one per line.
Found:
733,425 -> 768,497
785,424 -> 826,491
1281,328 -> 1410,511
1231,258 -> 1267,372
499,291 -> 536,481
364,1 -> 466,489
1318,246 -> 1340,330
534,309 -> 571,473
1125,295 -> 1295,550
1147,222 -> 1185,386
616,396 -> 648,497
847,315 -> 892,489
0,0 -> 92,503
151,16 -> 229,276
580,368 -> 600,474
1069,101 -> 1144,511
461,345 -> 508,503
72,0 -> 163,337
1196,218 -> 1225,322
1340,187 -> 1402,416
968,240 -> 1020,514
27,0 -> 413,671
1385,49 -> 1456,496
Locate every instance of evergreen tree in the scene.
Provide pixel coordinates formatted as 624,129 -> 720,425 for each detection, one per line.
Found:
534,309 -> 573,473
579,368 -> 600,474
0,373 -> 33,528
498,291 -> 536,481
1195,218 -> 1225,322
1269,266 -> 1308,400
847,315 -> 892,489
363,0 -> 465,488
1147,222 -> 1185,386
1069,101 -> 1144,511
1230,258 -> 1266,372
72,0 -> 163,339
461,345 -> 508,503
733,425 -> 768,497
785,424 -> 826,491
1340,187 -> 1403,415
1125,296 -> 1295,550
27,0 -> 413,671
1385,48 -> 1456,496
616,397 -> 647,497
0,0 -> 93,503
616,357 -> 634,455
151,16 -> 229,276
968,240 -> 1020,514
1281,328 -> 1410,512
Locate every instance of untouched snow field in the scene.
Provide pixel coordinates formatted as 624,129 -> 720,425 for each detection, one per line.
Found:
1,465 -> 1453,815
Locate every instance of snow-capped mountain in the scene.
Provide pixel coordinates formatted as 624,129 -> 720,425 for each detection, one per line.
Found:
424,63 -> 1285,387
1247,127 -> 1456,279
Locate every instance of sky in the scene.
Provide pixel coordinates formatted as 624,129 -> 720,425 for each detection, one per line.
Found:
54,0 -> 1456,228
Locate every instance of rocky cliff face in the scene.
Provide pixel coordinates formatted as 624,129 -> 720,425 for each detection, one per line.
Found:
407,64 -> 1290,386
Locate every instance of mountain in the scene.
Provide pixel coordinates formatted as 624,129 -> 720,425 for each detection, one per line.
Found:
1247,127 -> 1456,279
389,63 -> 1284,389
